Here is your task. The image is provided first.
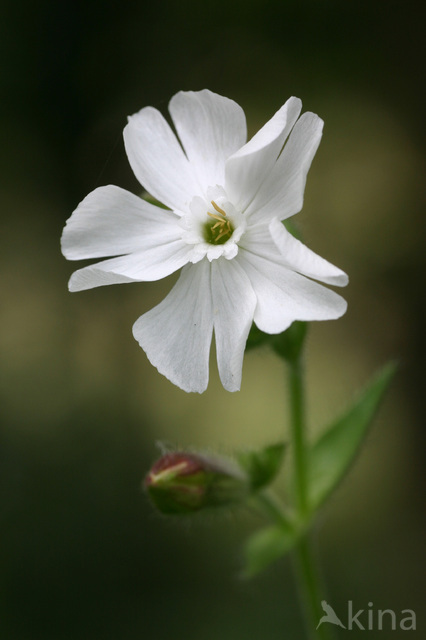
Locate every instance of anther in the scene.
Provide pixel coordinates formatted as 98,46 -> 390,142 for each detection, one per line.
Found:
207,212 -> 225,223
211,201 -> 227,216
215,227 -> 230,241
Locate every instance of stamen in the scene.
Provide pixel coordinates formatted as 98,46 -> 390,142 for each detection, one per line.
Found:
211,200 -> 227,216
215,227 -> 230,241
203,200 -> 234,245
207,212 -> 225,223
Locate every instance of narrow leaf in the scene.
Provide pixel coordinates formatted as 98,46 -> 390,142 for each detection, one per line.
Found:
308,363 -> 397,509
237,443 -> 286,492
242,522 -> 298,578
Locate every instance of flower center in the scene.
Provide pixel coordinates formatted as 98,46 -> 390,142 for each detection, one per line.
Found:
203,201 -> 235,245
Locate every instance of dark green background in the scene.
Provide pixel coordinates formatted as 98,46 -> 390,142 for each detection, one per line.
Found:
1,1 -> 424,638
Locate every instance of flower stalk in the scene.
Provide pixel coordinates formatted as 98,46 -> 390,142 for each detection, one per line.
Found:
294,536 -> 335,640
288,355 -> 309,517
287,347 -> 332,639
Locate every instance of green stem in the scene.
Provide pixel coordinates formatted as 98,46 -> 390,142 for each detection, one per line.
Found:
294,536 -> 335,640
288,357 -> 309,516
287,356 -> 335,640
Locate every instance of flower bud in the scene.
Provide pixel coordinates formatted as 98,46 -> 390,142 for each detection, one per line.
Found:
145,451 -> 249,515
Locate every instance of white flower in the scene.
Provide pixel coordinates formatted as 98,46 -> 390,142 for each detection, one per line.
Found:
61,90 -> 348,393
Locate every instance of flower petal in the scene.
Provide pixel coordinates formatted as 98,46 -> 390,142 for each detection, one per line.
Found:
211,259 -> 256,392
68,239 -> 192,291
246,112 -> 323,222
61,185 -> 183,260
169,89 -> 247,193
269,218 -> 349,286
225,97 -> 302,212
123,106 -> 200,211
133,262 -> 213,393
239,218 -> 282,260
238,250 -> 347,334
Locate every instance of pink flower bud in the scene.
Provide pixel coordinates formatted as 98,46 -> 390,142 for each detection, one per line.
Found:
145,451 -> 249,515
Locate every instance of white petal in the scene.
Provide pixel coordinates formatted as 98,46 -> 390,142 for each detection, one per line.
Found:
169,89 -> 247,192
269,219 -> 349,287
239,219 -> 283,260
123,106 -> 201,211
211,259 -> 256,392
133,262 -> 213,393
246,112 -> 323,222
61,185 -> 183,260
225,97 -> 302,212
238,250 -> 347,334
68,239 -> 192,291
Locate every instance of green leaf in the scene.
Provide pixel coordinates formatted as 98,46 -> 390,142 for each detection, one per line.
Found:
307,363 -> 397,510
242,522 -> 298,578
237,443 -> 286,492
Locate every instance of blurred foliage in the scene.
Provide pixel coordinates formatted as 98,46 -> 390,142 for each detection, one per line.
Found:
0,0 -> 425,637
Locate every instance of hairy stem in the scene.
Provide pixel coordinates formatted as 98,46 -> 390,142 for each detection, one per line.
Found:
288,356 -> 336,640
